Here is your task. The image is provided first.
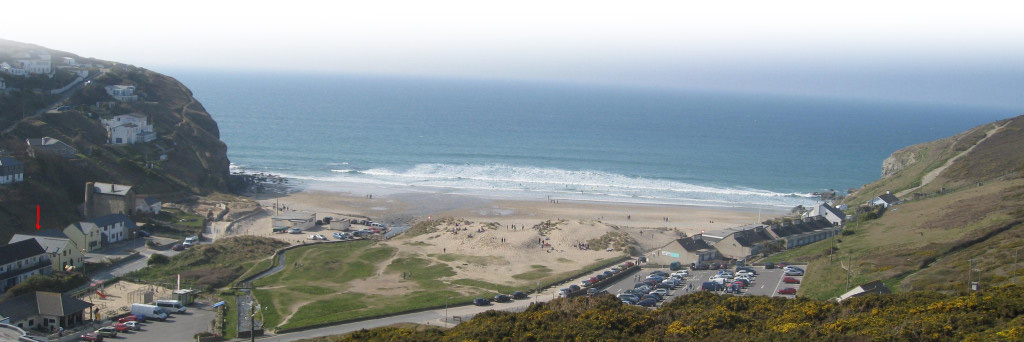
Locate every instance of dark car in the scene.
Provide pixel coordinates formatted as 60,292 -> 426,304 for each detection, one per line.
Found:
135,230 -> 151,237
637,298 -> 658,307
736,266 -> 757,275
764,262 -> 775,269
473,298 -> 490,306
494,294 -> 512,303
656,283 -> 673,290
511,291 -> 528,299
778,287 -> 797,295
650,271 -> 668,277
691,263 -> 710,270
171,244 -> 185,251
79,333 -> 103,341
783,277 -> 801,284
568,284 -> 581,292
643,293 -> 663,301
701,281 -> 724,291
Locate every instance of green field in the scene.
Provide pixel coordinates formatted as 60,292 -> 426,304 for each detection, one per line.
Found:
252,241 -> 520,331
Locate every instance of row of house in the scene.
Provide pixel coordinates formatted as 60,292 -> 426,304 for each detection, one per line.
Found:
651,206 -> 846,266
0,156 -> 24,184
1,51 -> 53,76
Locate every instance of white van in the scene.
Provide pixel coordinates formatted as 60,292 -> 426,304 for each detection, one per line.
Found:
131,303 -> 168,321
155,299 -> 187,313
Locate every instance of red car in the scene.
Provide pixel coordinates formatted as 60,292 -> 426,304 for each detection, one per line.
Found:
113,323 -> 131,333
118,315 -> 141,323
79,332 -> 103,341
171,244 -> 185,251
778,287 -> 797,295
782,277 -> 801,284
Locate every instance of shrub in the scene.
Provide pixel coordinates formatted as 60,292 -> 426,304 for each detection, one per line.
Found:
148,253 -> 170,265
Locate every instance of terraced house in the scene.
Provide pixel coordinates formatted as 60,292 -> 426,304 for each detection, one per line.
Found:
0,239 -> 51,294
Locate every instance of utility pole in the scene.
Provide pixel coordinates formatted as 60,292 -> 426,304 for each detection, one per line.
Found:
968,259 -> 974,292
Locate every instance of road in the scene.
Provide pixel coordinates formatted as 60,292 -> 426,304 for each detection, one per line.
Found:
2,69 -> 104,134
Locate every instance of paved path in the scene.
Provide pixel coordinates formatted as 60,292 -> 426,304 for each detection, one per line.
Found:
897,122 -> 1008,198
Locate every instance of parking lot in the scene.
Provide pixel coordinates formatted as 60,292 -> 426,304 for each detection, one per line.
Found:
66,304 -> 216,341
596,264 -> 807,307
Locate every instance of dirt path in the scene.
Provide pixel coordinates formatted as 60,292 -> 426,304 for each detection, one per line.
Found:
897,122 -> 1008,198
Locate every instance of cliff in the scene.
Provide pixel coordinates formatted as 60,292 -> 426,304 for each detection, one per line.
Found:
0,38 -> 231,242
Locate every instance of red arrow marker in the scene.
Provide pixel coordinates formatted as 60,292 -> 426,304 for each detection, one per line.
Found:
36,205 -> 41,230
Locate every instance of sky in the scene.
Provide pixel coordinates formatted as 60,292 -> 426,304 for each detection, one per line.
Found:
4,0 -> 1023,108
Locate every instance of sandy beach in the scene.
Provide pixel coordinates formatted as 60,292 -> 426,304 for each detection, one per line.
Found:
216,187 -> 783,290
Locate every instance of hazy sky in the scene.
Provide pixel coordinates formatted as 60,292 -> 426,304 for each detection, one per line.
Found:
5,0 -> 1023,108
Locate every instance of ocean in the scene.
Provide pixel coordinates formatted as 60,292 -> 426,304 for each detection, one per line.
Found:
170,70 -> 1016,209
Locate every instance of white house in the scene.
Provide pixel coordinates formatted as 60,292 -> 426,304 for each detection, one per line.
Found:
272,211 -> 316,231
135,197 -> 162,215
805,203 -> 846,226
101,113 -> 155,144
0,157 -> 24,184
16,59 -> 52,74
62,57 -> 76,66
870,192 -> 900,208
104,85 -> 138,102
0,62 -> 27,77
89,214 -> 135,244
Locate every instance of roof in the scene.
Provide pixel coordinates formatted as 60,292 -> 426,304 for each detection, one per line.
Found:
25,137 -> 69,148
8,233 -> 73,255
0,156 -> 22,166
676,236 -> 714,253
90,213 -> 133,228
876,193 -> 900,204
144,197 -> 161,206
838,280 -> 892,301
67,221 -> 99,235
769,216 -> 834,238
819,203 -> 847,220
92,182 -> 132,196
0,239 -> 46,265
0,292 -> 93,322
732,228 -> 774,247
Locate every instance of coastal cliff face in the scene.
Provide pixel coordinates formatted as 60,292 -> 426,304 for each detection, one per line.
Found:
881,148 -> 918,179
0,39 -> 231,241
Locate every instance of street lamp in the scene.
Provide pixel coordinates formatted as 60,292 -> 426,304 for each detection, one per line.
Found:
445,296 -> 453,323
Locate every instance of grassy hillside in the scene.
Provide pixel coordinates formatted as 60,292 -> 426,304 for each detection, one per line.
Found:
0,39 -> 233,242
125,236 -> 286,291
769,114 -> 1024,300
305,286 -> 1024,342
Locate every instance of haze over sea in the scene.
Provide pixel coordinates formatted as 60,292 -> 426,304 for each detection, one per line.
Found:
173,71 -> 1015,209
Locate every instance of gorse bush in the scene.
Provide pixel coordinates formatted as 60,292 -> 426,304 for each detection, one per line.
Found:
318,285 -> 1024,342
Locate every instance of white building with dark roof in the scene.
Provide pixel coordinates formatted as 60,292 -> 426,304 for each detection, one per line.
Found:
805,202 -> 847,226
871,192 -> 901,208
8,231 -> 83,272
0,240 -> 51,294
0,291 -> 92,331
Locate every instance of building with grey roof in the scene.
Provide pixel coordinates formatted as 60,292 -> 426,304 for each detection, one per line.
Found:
0,291 -> 92,331
0,240 -> 51,294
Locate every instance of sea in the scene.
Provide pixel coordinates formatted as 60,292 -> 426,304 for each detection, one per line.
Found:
169,70 -> 1017,209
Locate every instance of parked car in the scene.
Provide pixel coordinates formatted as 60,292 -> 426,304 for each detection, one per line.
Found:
473,298 -> 490,306
95,326 -> 117,337
622,261 -> 635,268
333,232 -> 345,239
171,244 -> 185,251
783,277 -> 801,284
691,263 -> 710,270
778,287 -> 798,295
118,315 -> 143,323
653,288 -> 669,297
637,298 -> 658,307
113,323 -> 131,333
568,284 -> 581,292
289,228 -> 302,234
511,291 -> 528,299
785,269 -> 805,276
316,234 -> 327,240
122,321 -> 140,330
736,266 -> 758,275
764,262 -> 776,269
79,333 -> 103,341
494,294 -> 512,303
671,270 -> 689,278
